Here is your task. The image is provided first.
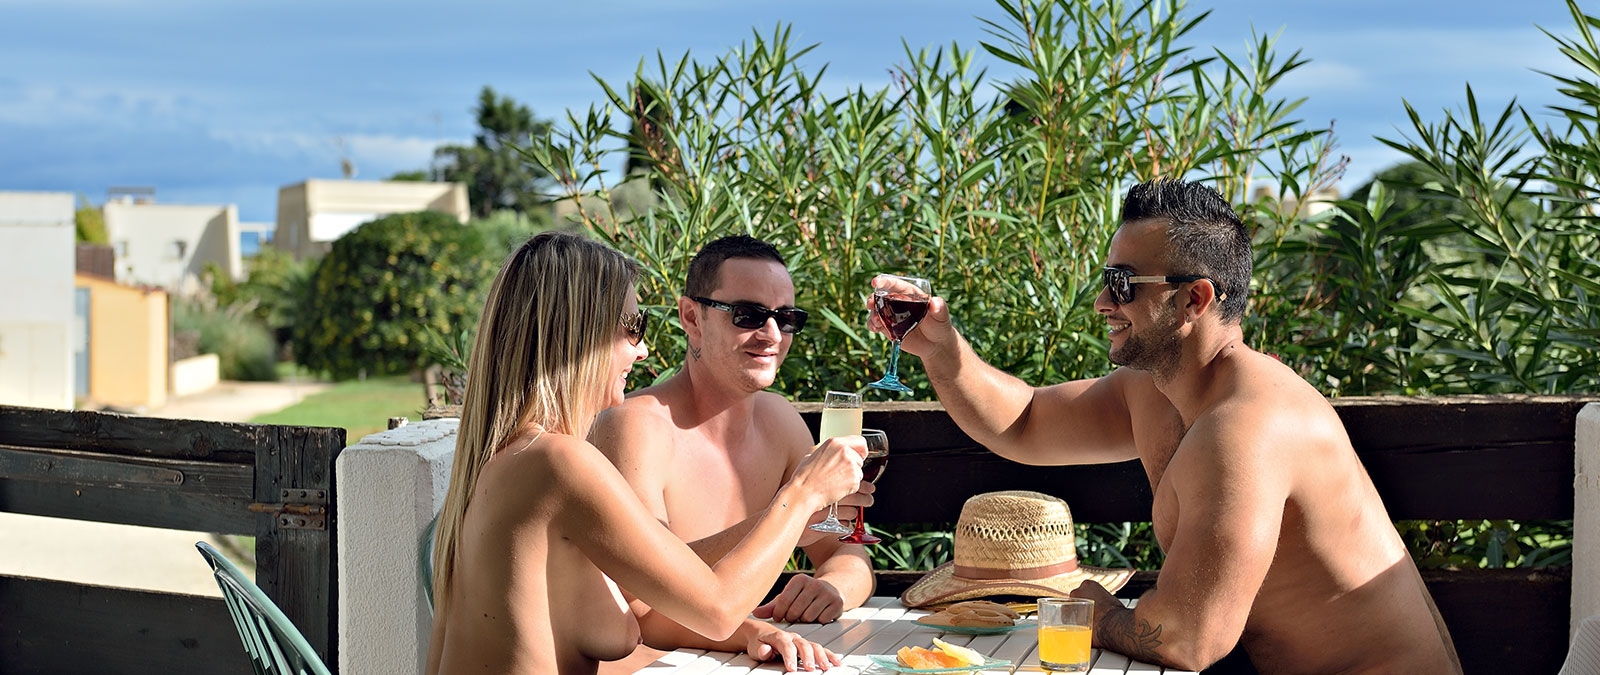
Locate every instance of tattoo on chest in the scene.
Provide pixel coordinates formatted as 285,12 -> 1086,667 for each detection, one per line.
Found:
1101,608 -> 1164,662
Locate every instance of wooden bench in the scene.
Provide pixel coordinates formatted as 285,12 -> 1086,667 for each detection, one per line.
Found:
795,395 -> 1600,674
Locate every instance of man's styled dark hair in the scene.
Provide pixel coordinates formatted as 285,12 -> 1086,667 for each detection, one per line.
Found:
684,235 -> 786,297
1120,178 -> 1251,322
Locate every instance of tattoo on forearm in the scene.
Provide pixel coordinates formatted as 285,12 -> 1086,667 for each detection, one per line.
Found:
1099,606 -> 1164,663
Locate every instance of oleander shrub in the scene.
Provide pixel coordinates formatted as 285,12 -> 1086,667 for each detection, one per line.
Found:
294,211 -> 497,380
517,0 -> 1600,570
527,0 -> 1337,396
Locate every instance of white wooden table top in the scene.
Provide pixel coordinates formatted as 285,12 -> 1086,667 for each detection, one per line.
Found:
627,596 -> 1197,675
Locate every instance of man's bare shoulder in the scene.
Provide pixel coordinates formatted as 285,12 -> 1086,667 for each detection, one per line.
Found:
600,392 -> 676,426
591,398 -> 678,466
1188,354 -> 1346,462
754,391 -> 814,450
752,390 -> 803,420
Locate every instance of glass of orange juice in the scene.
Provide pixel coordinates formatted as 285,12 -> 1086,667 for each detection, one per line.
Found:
1037,597 -> 1093,672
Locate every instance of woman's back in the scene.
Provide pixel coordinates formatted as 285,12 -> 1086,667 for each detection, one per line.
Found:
427,431 -> 640,675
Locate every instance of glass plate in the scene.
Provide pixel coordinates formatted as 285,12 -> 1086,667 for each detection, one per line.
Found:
866,655 -> 1013,674
912,617 -> 1037,635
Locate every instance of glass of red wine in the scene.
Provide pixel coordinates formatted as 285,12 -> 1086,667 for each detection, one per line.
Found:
869,275 -> 932,394
840,428 -> 888,544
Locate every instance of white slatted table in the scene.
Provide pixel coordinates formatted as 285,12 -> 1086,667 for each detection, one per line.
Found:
625,597 -> 1197,675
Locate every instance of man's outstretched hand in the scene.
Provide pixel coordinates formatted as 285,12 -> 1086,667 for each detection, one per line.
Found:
753,574 -> 845,624
866,274 -> 955,358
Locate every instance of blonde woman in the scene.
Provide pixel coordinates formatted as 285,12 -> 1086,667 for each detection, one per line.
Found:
426,232 -> 866,675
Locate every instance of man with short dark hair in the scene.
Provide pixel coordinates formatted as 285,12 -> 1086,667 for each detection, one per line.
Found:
871,179 -> 1462,674
593,235 -> 875,667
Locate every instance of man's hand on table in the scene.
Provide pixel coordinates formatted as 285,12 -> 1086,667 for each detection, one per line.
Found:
753,574 -> 846,624
743,621 -> 843,672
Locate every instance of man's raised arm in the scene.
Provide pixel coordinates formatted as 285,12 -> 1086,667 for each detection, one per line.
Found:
867,276 -> 1137,466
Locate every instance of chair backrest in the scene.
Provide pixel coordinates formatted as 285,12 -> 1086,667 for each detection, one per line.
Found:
1561,615 -> 1600,675
196,541 -> 333,675
419,512 -> 439,615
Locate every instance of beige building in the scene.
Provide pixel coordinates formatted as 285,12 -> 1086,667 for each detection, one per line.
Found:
274,179 -> 469,260
74,274 -> 169,409
0,191 -> 75,409
103,200 -> 243,293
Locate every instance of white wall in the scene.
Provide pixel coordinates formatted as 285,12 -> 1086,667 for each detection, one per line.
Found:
276,180 -> 470,260
0,191 -> 75,409
103,202 -> 241,291
336,419 -> 457,675
1577,403 -> 1600,635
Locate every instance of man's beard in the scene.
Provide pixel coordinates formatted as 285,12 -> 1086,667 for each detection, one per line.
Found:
1109,300 -> 1182,377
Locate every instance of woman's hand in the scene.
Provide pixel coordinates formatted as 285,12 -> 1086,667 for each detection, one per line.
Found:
787,436 -> 866,510
744,623 -> 844,672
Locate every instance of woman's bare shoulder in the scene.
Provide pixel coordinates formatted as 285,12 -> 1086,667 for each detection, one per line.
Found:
477,429 -> 604,494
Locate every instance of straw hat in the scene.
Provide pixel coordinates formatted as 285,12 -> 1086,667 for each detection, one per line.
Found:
900,490 -> 1134,608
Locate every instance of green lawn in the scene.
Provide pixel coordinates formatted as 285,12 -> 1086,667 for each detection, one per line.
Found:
249,375 -> 428,441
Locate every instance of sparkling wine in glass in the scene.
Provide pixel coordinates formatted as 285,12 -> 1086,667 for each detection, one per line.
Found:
869,275 -> 932,394
809,391 -> 861,535
839,429 -> 888,544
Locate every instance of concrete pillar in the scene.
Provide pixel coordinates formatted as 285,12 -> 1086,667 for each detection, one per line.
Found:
336,418 -> 458,675
1576,403 -> 1600,636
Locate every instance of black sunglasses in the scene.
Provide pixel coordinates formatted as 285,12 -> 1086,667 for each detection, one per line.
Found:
691,297 -> 808,333
620,309 -> 648,346
1102,267 -> 1211,305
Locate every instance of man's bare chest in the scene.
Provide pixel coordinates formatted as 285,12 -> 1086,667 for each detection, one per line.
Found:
1135,416 -> 1185,551
661,432 -> 790,537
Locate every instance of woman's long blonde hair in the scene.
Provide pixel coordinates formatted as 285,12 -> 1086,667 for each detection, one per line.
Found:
432,231 -> 639,608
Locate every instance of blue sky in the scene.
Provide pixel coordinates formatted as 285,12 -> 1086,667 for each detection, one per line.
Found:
0,0 -> 1585,224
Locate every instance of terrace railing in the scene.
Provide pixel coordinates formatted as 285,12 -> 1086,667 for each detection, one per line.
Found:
0,405 -> 342,674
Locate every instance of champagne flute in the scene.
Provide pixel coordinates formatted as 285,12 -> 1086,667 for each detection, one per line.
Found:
869,275 -> 932,394
809,390 -> 861,535
838,428 -> 887,544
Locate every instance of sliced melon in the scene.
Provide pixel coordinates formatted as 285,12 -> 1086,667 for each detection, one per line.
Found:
896,646 -> 965,669
931,638 -> 985,666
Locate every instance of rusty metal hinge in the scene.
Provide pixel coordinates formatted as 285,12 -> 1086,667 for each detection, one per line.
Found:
248,488 -> 328,530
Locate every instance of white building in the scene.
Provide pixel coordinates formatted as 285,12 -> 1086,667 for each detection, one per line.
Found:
0,191 -> 76,409
103,200 -> 243,293
274,180 -> 470,261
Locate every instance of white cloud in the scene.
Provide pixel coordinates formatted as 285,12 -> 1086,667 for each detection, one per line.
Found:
345,134 -> 453,174
1292,27 -> 1578,84
1280,61 -> 1367,93
204,130 -> 455,179
0,82 -> 195,128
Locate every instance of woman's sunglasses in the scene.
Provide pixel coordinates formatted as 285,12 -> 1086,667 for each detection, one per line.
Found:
1102,267 -> 1212,305
691,297 -> 808,333
620,309 -> 648,346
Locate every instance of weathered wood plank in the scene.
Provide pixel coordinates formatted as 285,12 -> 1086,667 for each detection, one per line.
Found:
0,404 -> 334,464
0,478 -> 257,533
0,444 -> 256,531
1334,395 -> 1593,520
866,449 -> 1152,524
0,574 -> 252,675
253,424 -> 343,667
0,445 -> 254,494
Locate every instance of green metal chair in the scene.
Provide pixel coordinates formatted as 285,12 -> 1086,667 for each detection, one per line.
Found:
419,512 -> 439,614
196,541 -> 333,675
